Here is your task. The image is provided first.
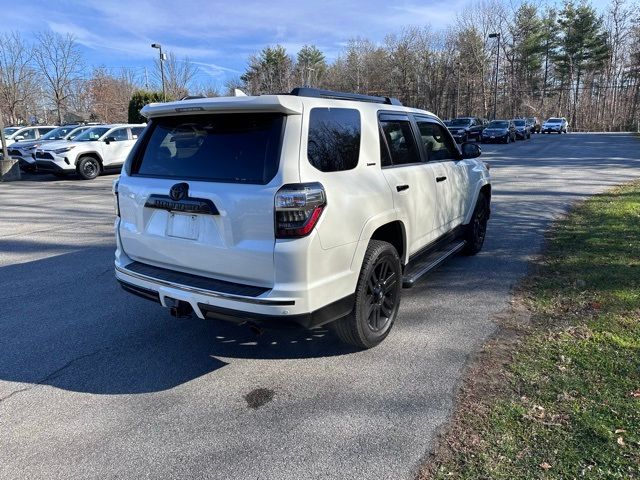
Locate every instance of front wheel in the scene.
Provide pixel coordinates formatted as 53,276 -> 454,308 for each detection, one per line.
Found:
77,156 -> 101,180
332,240 -> 402,349
462,192 -> 489,255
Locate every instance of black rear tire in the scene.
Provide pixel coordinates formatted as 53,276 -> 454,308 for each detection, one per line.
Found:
332,240 -> 402,349
77,156 -> 101,180
462,192 -> 489,256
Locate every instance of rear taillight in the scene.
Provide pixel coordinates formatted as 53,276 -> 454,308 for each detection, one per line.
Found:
113,178 -> 120,217
275,183 -> 326,239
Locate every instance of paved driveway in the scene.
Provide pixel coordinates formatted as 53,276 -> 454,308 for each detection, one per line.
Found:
1,133 -> 638,479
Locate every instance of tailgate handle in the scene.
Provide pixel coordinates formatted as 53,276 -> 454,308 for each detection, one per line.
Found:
144,195 -> 220,215
396,184 -> 410,192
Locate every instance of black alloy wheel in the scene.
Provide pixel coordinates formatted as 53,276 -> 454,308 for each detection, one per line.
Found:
77,156 -> 101,180
463,192 -> 489,255
332,240 -> 402,349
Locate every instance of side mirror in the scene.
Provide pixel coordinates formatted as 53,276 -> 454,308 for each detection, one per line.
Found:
14,135 -> 24,141
105,136 -> 116,144
461,142 -> 481,159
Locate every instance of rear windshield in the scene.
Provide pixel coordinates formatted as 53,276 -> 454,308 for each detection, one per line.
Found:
132,114 -> 284,184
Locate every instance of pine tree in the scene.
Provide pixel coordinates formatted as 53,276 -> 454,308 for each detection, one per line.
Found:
556,2 -> 611,125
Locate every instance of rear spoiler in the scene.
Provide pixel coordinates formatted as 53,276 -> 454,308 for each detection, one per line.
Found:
141,95 -> 303,118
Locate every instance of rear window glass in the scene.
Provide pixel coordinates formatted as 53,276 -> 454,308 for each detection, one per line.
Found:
133,114 -> 285,184
307,108 -> 360,172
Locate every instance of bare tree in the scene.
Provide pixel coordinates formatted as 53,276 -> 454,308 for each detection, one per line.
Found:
88,67 -> 137,122
32,31 -> 84,124
153,52 -> 199,100
0,32 -> 40,124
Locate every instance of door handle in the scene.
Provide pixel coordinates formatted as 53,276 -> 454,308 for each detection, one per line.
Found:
436,176 -> 447,183
396,184 -> 410,192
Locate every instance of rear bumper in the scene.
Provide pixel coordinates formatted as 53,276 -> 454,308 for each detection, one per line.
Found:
115,261 -> 354,329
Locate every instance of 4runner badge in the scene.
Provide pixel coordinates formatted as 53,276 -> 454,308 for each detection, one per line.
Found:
169,183 -> 189,201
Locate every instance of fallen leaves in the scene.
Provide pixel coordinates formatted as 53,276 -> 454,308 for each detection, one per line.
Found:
540,462 -> 552,471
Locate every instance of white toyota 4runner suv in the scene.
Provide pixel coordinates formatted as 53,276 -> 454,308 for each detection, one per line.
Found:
114,88 -> 491,348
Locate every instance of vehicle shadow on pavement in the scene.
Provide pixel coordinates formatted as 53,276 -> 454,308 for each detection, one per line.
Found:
0,246 -> 357,396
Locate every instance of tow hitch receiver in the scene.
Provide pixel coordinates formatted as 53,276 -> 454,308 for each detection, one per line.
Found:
165,297 -> 193,318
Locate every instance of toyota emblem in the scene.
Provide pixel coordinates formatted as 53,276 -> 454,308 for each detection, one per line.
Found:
169,182 -> 189,201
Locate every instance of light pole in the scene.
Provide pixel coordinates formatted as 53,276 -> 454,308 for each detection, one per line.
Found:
455,60 -> 461,118
488,32 -> 500,120
151,43 -> 167,101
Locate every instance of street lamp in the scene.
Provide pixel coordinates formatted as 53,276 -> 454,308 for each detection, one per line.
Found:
151,43 -> 167,102
455,60 -> 461,118
488,32 -> 500,120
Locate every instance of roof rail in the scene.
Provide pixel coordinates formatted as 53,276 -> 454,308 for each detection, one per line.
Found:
180,95 -> 207,100
289,87 -> 403,106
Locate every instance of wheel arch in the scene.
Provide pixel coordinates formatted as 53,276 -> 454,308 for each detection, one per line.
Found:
463,181 -> 492,225
350,211 -> 408,271
76,152 -> 104,170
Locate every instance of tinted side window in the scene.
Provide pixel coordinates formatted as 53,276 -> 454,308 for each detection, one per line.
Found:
379,118 -> 420,166
21,129 -> 37,140
307,108 -> 360,172
110,128 -> 129,141
415,120 -> 458,162
379,129 -> 392,167
131,127 -> 145,139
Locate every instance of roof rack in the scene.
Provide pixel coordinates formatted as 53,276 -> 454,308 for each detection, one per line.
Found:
289,87 -> 403,106
180,95 -> 208,100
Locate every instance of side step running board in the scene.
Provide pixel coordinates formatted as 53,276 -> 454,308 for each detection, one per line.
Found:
402,240 -> 466,288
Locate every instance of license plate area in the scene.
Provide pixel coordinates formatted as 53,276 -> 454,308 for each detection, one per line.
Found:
166,213 -> 199,240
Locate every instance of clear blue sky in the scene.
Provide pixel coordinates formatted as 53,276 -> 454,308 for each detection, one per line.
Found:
0,0 -> 614,90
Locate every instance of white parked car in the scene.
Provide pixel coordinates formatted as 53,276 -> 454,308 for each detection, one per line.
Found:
541,117 -> 569,134
3,125 -> 58,146
8,124 -> 96,172
35,124 -> 146,179
114,88 -> 491,348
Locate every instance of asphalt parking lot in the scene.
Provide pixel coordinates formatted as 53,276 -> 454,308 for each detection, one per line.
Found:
1,133 -> 639,480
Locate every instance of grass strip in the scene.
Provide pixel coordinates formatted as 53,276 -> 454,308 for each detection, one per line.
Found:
423,182 -> 640,479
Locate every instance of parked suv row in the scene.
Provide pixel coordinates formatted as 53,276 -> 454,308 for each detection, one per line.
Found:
445,117 -> 487,143
3,125 -> 58,146
114,88 -> 491,349
35,123 -> 146,179
9,124 -> 96,172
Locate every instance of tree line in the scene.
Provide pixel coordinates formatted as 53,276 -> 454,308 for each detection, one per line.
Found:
0,31 -> 206,125
239,0 -> 640,131
1,0 -> 639,131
